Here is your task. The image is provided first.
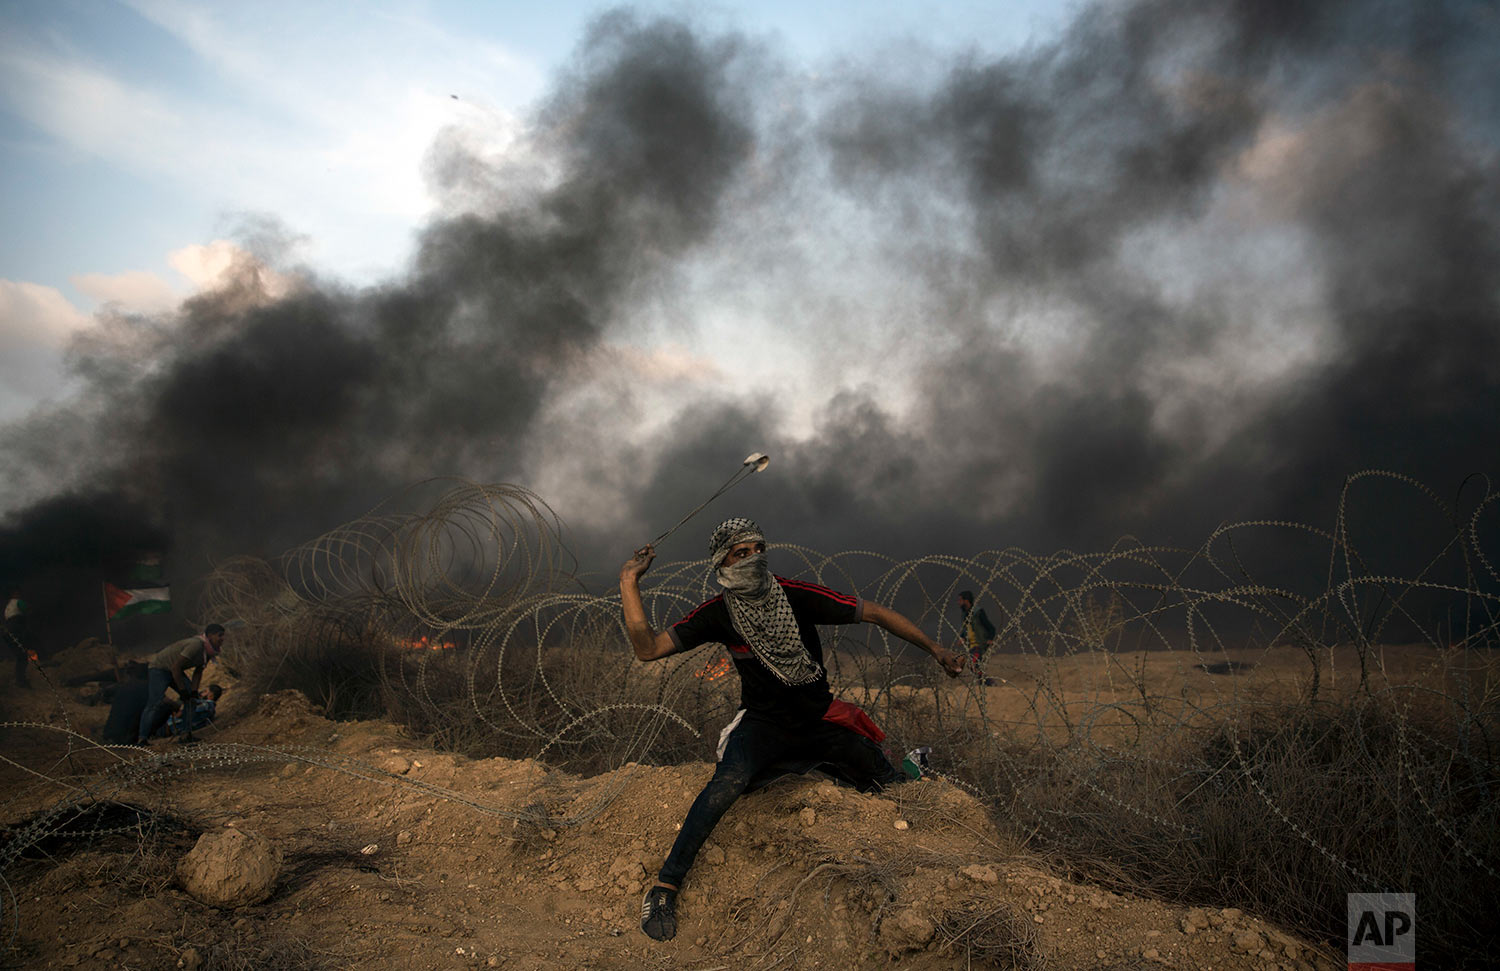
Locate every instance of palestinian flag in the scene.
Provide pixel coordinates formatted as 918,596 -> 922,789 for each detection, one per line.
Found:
104,582 -> 171,618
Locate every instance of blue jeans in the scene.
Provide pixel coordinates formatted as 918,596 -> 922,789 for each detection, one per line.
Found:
137,667 -> 175,742
657,712 -> 901,887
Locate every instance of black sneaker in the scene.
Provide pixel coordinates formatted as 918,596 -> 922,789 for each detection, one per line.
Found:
640,885 -> 678,941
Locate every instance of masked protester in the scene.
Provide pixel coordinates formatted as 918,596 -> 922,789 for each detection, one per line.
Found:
619,518 -> 965,941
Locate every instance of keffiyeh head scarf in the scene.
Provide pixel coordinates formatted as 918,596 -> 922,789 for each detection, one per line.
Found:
709,518 -> 822,686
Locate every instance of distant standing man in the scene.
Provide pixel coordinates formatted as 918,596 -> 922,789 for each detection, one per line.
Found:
4,590 -> 29,687
958,590 -> 996,679
620,518 -> 966,942
137,624 -> 225,744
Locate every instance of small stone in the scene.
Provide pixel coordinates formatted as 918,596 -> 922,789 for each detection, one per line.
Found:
799,807 -> 816,827
487,958 -> 499,967
1032,915 -> 1044,924
959,864 -> 999,884
360,844 -> 379,855
397,831 -> 412,846
1096,950 -> 1107,959
1143,948 -> 1160,960
1234,929 -> 1265,953
893,819 -> 909,831
879,907 -> 935,948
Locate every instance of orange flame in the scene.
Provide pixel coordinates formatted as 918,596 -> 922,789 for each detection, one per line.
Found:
27,650 -> 39,662
696,657 -> 732,681
397,635 -> 456,651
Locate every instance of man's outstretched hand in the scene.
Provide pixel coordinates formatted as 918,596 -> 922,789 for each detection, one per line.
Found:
620,545 -> 657,584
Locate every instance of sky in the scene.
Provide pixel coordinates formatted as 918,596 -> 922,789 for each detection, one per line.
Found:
1,0 -> 1497,606
0,2 -> 1065,318
0,0 -> 1075,431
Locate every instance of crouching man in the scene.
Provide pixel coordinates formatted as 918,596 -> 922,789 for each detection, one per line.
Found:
619,517 -> 965,941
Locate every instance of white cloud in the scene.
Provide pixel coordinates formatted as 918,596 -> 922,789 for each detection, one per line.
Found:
0,279 -> 90,343
0,233 -> 311,421
62,239 -> 293,315
69,270 -> 181,313
0,280 -> 92,422
166,240 -> 244,289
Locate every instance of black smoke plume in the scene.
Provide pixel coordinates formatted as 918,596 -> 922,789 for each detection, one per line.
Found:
1,2 -> 1496,628
3,13 -> 758,618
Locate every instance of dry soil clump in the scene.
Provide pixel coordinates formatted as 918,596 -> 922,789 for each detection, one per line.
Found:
176,827 -> 283,908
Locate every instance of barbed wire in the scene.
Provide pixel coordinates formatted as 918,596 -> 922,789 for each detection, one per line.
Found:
2,471 -> 1497,958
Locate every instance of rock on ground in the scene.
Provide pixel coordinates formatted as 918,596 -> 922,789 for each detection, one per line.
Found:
176,828 -> 282,908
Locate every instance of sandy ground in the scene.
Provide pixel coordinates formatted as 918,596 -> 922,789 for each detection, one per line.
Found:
1,642 -> 1447,970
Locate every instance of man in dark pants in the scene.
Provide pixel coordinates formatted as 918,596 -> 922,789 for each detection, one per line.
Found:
620,518 -> 966,941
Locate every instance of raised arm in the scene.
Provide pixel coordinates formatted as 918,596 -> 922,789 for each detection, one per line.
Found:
619,545 -> 678,662
862,602 -> 966,678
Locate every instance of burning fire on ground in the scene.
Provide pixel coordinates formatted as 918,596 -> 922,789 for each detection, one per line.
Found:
396,635 -> 456,651
696,657 -> 732,681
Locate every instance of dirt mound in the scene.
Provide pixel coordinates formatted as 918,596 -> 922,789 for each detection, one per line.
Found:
177,828 -> 283,908
45,636 -> 119,683
251,687 -> 324,724
1,688 -> 1341,970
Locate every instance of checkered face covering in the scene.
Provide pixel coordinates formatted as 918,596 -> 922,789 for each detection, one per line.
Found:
708,518 -> 821,686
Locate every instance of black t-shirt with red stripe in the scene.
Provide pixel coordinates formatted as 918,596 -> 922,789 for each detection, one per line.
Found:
667,577 -> 864,723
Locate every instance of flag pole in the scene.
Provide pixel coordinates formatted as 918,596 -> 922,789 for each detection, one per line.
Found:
101,581 -> 115,650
